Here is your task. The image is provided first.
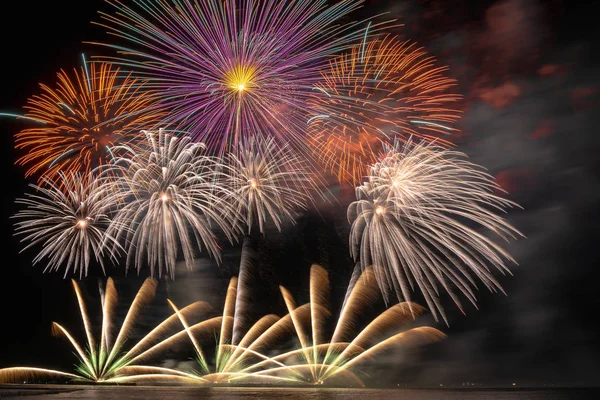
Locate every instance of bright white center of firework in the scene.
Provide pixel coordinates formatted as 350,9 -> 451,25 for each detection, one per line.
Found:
237,83 -> 246,92
393,179 -> 401,187
375,206 -> 385,215
160,194 -> 169,202
77,219 -> 87,228
249,179 -> 258,189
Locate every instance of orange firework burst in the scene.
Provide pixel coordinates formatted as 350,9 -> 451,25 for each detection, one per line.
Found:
307,35 -> 462,186
14,57 -> 160,183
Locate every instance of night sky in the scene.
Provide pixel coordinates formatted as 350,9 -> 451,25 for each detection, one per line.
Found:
1,0 -> 599,388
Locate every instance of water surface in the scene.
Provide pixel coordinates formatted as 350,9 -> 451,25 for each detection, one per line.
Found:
1,385 -> 598,399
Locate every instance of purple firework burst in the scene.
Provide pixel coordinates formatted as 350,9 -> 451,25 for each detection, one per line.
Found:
94,0 -> 376,159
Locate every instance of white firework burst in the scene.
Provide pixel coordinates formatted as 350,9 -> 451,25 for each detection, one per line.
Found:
13,172 -> 121,278
101,129 -> 238,278
348,140 -> 524,322
222,136 -> 314,234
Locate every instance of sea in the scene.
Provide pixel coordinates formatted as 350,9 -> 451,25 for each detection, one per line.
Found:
1,386 -> 599,400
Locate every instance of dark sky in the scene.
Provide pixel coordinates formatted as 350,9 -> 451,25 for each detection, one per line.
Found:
1,0 -> 599,388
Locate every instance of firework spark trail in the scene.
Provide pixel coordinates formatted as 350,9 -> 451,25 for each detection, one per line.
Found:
229,305 -> 312,370
236,339 -> 363,386
102,373 -> 204,384
221,315 -> 288,373
129,317 -> 224,365
130,304 -> 308,382
116,366 -> 205,383
232,237 -> 255,346
280,285 -> 317,380
101,128 -> 239,278
242,343 -> 353,370
124,301 -> 212,361
340,327 -> 446,372
341,263 -> 363,312
99,278 -> 117,366
92,0 -> 393,180
308,264 -> 379,371
323,302 -> 422,375
309,265 -> 331,376
205,348 -> 303,384
222,137 -> 315,233
235,362 -> 364,386
168,300 -> 210,374
307,35 -> 461,186
0,368 -> 79,384
102,278 -> 158,375
222,345 -> 293,376
216,278 -> 238,371
348,140 -> 523,322
343,302 -> 421,353
50,321 -> 97,380
9,59 -> 161,184
330,267 -> 381,345
71,280 -> 96,359
13,172 -> 122,278
211,243 -> 311,377
205,370 -> 302,385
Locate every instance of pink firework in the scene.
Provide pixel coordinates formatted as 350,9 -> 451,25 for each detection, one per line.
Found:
94,0 -> 377,160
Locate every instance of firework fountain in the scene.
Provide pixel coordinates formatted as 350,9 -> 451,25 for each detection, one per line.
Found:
0,278 -> 212,384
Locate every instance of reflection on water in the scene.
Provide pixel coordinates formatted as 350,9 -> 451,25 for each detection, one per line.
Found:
1,386 -> 599,400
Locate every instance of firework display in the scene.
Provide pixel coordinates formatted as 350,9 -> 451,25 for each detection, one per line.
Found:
2,0 -> 526,388
93,0 -> 373,162
164,264 -> 445,385
100,128 -> 238,278
348,141 -> 523,322
250,264 -> 446,385
10,59 -> 160,184
222,137 -> 314,234
0,266 -> 443,385
13,172 -> 121,278
0,278 -> 213,384
307,36 -> 462,186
